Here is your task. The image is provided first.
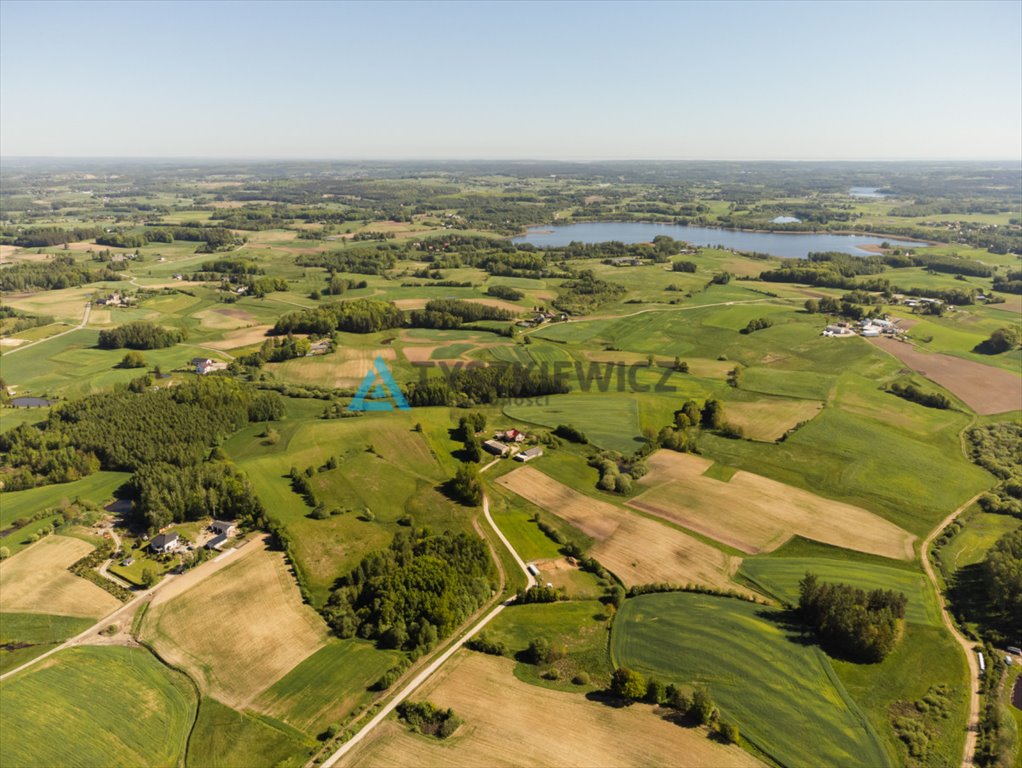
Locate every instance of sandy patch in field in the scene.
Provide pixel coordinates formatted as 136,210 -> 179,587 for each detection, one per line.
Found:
869,337 -> 1022,415
142,544 -> 327,708
497,467 -> 745,592
393,298 -> 428,310
0,248 -> 55,263
0,244 -> 18,263
86,309 -> 112,326
203,324 -> 273,350
401,345 -> 440,364
725,399 -> 823,441
628,451 -> 916,560
0,337 -> 27,347
340,652 -> 762,768
0,536 -> 121,619
63,240 -> 129,253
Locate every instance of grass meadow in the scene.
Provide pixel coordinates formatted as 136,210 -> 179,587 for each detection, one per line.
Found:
612,592 -> 890,768
0,646 -> 196,768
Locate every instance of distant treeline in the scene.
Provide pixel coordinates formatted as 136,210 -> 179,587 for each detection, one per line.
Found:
95,226 -> 241,252
5,226 -> 104,247
0,255 -> 122,292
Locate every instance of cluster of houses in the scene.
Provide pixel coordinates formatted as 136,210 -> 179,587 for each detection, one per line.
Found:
94,292 -> 134,307
517,311 -> 568,329
483,428 -> 544,462
149,519 -> 237,556
821,317 -> 902,339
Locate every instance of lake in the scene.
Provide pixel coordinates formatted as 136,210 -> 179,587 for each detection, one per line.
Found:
512,222 -> 928,258
850,187 -> 889,198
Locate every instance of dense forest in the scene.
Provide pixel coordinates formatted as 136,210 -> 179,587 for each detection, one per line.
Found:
272,298 -> 404,335
97,320 -> 182,349
798,572 -> 907,662
0,378 -> 280,529
323,530 -> 494,653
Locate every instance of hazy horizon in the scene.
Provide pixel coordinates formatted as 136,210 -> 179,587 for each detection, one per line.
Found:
2,0 -> 1020,161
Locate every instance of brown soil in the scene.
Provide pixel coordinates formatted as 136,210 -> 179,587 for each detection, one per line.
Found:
869,336 -> 1022,415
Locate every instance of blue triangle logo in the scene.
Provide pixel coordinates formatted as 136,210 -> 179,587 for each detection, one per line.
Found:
350,356 -> 410,412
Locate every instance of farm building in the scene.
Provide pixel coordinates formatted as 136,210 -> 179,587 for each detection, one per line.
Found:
205,534 -> 229,551
514,446 -> 544,462
483,440 -> 510,457
210,520 -> 236,536
192,358 -> 229,375
526,563 -> 541,577
500,429 -> 527,443
150,532 -> 179,554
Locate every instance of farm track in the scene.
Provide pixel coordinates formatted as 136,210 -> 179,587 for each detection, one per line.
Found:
318,458 -> 535,768
2,302 -> 91,356
922,492 -> 985,768
0,536 -> 258,682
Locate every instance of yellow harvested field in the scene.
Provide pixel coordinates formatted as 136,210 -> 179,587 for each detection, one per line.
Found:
341,652 -> 762,768
0,535 -> 121,618
628,451 -> 916,559
725,398 -> 823,441
204,324 -> 274,350
393,298 -> 428,310
496,467 -> 746,591
141,544 -> 328,708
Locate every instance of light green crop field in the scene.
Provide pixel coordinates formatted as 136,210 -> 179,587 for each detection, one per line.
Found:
0,612 -> 93,673
613,592 -> 890,768
504,393 -> 643,453
0,471 -> 129,528
229,406 -> 473,605
481,599 -> 613,691
739,557 -> 940,625
187,697 -> 311,768
938,510 -> 1022,574
255,638 -> 399,734
0,646 -> 196,768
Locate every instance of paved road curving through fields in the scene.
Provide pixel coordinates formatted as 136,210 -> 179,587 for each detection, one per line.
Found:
922,492 -> 985,768
319,458 -> 535,768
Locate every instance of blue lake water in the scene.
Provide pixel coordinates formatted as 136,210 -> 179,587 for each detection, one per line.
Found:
849,187 -> 889,198
512,222 -> 928,258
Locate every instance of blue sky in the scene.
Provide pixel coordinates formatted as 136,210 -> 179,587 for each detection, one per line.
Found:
1,0 -> 1019,159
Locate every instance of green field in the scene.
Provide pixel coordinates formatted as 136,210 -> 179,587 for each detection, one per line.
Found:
504,393 -> 643,453
612,592 -> 889,768
255,638 -> 399,734
0,646 -> 196,768
938,510 -> 1022,574
481,600 -> 613,691
228,405 -> 473,605
0,471 -> 130,555
739,557 -> 940,626
187,697 -> 311,768
0,612 -> 93,673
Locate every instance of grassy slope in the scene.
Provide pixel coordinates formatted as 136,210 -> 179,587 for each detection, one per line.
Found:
0,646 -> 196,768
612,592 -> 889,768
0,612 -> 93,673
739,557 -> 940,626
187,697 -> 311,768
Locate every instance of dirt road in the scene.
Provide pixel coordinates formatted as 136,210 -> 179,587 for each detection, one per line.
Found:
3,302 -> 91,357
318,460 -> 534,768
922,493 -> 985,768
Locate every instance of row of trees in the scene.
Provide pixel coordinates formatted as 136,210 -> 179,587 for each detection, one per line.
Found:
272,298 -> 404,335
887,381 -> 951,410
